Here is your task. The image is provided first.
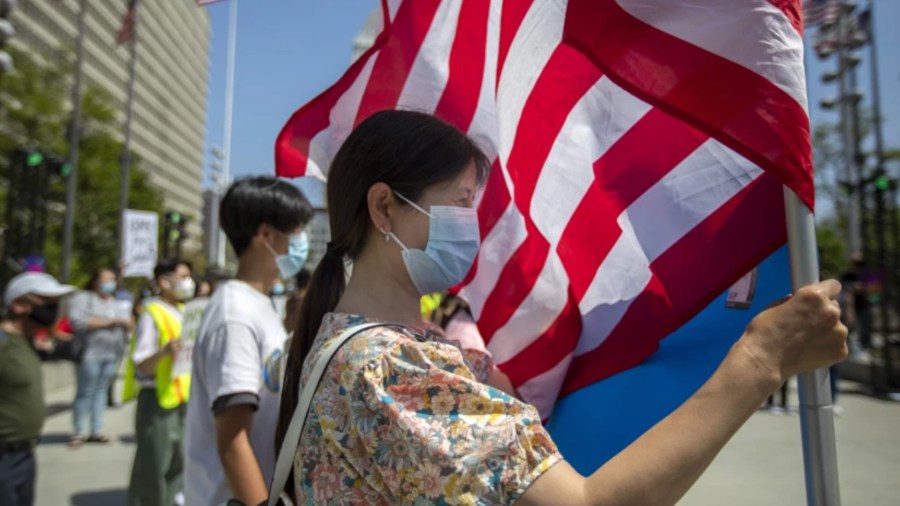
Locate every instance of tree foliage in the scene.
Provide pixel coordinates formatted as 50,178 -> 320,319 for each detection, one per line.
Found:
812,109 -> 900,278
0,47 -> 164,286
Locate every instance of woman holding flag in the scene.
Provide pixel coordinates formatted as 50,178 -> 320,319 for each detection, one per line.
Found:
273,110 -> 847,505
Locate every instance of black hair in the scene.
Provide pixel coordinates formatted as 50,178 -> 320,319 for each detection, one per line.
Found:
293,268 -> 312,291
276,110 -> 490,466
153,258 -> 191,280
219,176 -> 314,256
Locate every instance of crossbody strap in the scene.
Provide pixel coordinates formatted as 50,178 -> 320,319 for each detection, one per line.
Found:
267,322 -> 396,506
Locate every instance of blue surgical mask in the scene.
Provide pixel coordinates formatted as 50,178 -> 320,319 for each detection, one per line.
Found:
271,282 -> 286,296
265,231 -> 309,279
389,192 -> 480,295
99,281 -> 117,295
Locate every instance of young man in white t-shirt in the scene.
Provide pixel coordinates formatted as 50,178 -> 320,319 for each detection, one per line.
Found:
184,176 -> 312,506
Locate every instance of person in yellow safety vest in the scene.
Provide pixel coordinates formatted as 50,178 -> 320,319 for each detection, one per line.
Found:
420,292 -> 443,321
124,258 -> 194,506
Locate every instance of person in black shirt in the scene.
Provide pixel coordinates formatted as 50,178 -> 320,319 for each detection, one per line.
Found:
841,253 -> 871,351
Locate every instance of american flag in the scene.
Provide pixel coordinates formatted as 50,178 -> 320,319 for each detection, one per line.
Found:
116,0 -> 138,45
276,0 -> 812,418
196,0 -> 228,6
803,0 -> 841,28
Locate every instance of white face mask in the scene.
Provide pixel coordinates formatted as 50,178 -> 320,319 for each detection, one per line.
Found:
388,192 -> 480,295
173,277 -> 196,301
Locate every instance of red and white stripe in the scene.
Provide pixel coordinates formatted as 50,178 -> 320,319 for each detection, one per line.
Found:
276,0 -> 813,419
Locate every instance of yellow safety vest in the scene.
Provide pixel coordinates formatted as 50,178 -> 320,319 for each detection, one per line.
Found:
420,292 -> 443,319
122,302 -> 190,409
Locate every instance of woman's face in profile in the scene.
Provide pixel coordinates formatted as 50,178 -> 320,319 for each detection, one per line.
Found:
390,161 -> 479,251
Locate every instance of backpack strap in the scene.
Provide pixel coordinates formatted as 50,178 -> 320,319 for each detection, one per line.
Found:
267,322 -> 397,506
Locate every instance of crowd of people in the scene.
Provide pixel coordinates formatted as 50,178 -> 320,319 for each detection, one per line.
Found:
1,111 -> 849,506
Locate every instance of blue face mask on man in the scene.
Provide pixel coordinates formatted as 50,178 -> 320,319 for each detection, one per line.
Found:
265,231 -> 309,278
387,192 -> 480,296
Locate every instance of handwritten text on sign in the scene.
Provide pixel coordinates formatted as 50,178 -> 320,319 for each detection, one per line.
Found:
121,210 -> 159,278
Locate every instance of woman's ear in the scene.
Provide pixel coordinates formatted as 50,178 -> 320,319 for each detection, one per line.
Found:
367,182 -> 395,235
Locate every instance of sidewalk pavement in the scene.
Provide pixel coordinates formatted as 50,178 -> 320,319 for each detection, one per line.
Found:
34,372 -> 900,505
35,365 -> 136,506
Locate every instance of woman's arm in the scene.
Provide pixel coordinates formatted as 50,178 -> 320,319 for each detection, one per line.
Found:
68,293 -> 130,331
517,280 -> 847,506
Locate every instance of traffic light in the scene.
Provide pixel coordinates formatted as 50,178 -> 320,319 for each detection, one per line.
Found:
875,175 -> 890,191
45,156 -> 72,178
15,148 -> 71,179
0,0 -> 16,74
25,150 -> 43,167
163,211 -> 189,257
165,211 -> 182,240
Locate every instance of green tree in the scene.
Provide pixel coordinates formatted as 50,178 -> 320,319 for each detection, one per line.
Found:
811,111 -> 900,278
816,218 -> 846,278
1,47 -> 164,286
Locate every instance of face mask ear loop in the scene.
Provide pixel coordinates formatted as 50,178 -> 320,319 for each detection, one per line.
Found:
381,227 -> 409,252
393,192 -> 432,218
263,237 -> 280,257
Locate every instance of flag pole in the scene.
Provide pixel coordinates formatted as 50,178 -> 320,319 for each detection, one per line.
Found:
217,0 -> 238,268
118,0 -> 140,265
784,188 -> 842,506
60,0 -> 89,282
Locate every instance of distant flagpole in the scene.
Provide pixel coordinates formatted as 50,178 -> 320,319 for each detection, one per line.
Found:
217,0 -> 238,268
118,0 -> 140,265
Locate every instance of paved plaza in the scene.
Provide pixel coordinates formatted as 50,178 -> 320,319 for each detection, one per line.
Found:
33,364 -> 900,505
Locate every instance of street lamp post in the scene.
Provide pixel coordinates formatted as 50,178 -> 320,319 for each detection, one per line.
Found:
60,0 -> 89,282
208,147 -> 224,269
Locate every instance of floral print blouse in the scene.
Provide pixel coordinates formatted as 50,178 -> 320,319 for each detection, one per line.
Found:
292,312 -> 561,505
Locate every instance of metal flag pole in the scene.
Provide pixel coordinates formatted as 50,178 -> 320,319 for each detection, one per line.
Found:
217,0 -> 238,268
789,16 -> 842,504
60,0 -> 89,282
784,188 -> 842,506
118,0 -> 140,265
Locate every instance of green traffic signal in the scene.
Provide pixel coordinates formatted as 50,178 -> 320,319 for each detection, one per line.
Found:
58,163 -> 72,177
26,151 -> 43,167
170,212 -> 181,224
875,176 -> 890,191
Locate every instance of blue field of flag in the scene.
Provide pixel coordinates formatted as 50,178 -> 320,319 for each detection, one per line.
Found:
547,246 -> 792,472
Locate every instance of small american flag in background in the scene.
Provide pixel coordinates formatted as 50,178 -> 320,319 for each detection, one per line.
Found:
276,0 -> 813,419
116,0 -> 138,45
803,0 -> 841,28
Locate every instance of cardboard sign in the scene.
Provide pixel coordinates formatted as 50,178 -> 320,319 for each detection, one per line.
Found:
171,297 -> 209,378
121,210 -> 159,278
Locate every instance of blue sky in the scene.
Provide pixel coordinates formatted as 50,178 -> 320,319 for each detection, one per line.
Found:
203,0 -> 900,212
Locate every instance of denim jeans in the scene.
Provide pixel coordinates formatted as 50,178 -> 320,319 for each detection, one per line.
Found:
0,450 -> 35,506
73,359 -> 118,436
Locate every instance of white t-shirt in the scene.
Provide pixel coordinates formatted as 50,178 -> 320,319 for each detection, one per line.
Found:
184,280 -> 288,506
